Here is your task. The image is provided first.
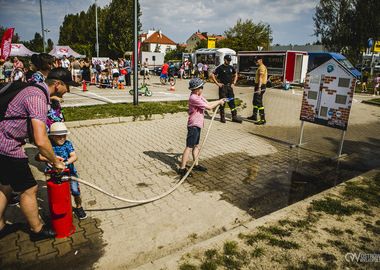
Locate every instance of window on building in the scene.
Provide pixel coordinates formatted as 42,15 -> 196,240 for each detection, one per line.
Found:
338,78 -> 350,88
335,94 -> 347,104
308,91 -> 318,100
310,75 -> 320,84
320,106 -> 328,117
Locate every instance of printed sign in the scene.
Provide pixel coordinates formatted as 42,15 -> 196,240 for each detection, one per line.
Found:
300,58 -> 356,131
374,41 -> 380,52
208,37 -> 216,49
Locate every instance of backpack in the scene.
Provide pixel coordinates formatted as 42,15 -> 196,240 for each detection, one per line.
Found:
0,81 -> 49,142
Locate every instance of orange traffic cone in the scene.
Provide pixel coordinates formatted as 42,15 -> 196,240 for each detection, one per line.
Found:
170,82 -> 175,91
118,81 -> 125,89
83,80 -> 87,91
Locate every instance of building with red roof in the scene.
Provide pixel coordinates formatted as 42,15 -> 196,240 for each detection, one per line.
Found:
186,32 -> 226,52
140,30 -> 177,54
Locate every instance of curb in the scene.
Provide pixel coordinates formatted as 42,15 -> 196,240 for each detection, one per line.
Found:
65,112 -> 189,128
134,168 -> 380,270
361,100 -> 380,106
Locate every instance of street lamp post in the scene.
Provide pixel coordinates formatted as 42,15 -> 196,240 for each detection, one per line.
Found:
95,0 -> 99,57
44,28 -> 50,51
39,0 -> 46,52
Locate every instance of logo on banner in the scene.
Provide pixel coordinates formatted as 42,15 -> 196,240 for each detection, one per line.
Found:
336,111 -> 342,117
58,48 -> 69,55
327,64 -> 335,73
11,44 -> 21,51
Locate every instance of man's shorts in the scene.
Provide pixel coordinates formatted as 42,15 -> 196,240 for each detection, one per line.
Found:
5,70 -> 12,78
186,126 -> 201,148
0,155 -> 37,192
113,72 -> 119,78
160,73 -> 167,79
73,69 -> 81,76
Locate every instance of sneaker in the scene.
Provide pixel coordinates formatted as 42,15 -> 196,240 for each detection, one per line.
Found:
178,168 -> 193,177
194,165 -> 208,172
74,207 -> 87,220
220,115 -> 226,123
232,117 -> 242,123
8,193 -> 20,206
373,95 -> 376,97
247,115 -> 257,121
30,225 -> 57,242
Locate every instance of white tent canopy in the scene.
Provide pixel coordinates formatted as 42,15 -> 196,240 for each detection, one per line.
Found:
48,46 -> 86,59
8,43 -> 37,57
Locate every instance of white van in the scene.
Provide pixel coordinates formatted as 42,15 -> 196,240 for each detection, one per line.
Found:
195,48 -> 237,76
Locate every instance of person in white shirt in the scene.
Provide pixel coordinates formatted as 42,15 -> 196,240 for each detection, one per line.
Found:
60,55 -> 70,69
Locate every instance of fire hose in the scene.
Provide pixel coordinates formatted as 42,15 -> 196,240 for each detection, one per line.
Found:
68,104 -> 221,204
57,88 -> 268,204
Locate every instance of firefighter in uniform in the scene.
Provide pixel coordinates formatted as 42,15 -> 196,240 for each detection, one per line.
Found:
248,56 -> 267,124
211,55 -> 242,123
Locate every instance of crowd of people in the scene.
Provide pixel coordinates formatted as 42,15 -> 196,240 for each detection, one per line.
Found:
0,55 -> 134,90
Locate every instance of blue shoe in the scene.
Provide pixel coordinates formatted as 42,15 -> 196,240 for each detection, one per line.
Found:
74,207 -> 87,220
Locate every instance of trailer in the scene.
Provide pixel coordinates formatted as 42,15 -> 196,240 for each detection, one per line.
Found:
195,48 -> 237,77
139,52 -> 164,71
237,51 -> 308,87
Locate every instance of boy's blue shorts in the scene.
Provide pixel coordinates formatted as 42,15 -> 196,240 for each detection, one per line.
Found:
70,179 -> 81,196
160,73 -> 167,79
186,126 -> 201,148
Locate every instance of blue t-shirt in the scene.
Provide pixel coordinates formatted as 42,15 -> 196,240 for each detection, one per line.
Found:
45,139 -> 78,177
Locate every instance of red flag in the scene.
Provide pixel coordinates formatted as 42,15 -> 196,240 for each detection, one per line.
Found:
1,28 -> 14,60
131,41 -> 142,69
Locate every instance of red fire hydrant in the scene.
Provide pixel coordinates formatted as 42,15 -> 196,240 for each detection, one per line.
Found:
46,169 -> 76,238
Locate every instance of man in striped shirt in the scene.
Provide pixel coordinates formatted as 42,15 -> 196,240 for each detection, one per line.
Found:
0,67 -> 79,241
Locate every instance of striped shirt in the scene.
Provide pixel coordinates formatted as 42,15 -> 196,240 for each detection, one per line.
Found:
0,83 -> 49,158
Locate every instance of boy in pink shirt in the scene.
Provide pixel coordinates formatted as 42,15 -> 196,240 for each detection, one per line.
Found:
178,78 -> 225,177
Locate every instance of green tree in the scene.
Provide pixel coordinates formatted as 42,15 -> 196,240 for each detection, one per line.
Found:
104,0 -> 141,59
0,26 -> 21,43
193,39 -> 208,51
24,32 -> 44,53
46,38 -> 54,53
218,18 -> 272,52
165,44 -> 188,61
313,0 -> 380,64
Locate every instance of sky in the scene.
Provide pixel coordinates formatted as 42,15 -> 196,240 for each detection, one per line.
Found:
0,0 -> 320,48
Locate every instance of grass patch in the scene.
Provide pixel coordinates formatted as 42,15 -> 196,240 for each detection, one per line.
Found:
287,260 -> 336,270
322,227 -> 344,236
259,225 -> 292,237
223,241 -> 239,255
341,176 -> 380,207
239,232 -> 300,250
317,243 -> 329,249
200,261 -> 218,270
310,197 -> 361,216
251,247 -> 265,258
345,229 -> 354,235
278,212 -> 320,230
204,249 -> 218,260
364,223 -> 380,235
327,239 -> 350,253
62,99 -> 242,122
179,263 -> 197,270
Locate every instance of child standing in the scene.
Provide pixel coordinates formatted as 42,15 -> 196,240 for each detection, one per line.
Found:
38,122 -> 87,219
178,78 -> 225,177
373,73 -> 380,97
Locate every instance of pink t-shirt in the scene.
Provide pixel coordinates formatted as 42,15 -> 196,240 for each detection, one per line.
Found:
187,93 -> 208,128
374,77 -> 380,88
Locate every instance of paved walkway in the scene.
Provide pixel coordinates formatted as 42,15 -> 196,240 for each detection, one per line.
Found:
1,75 -> 380,269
